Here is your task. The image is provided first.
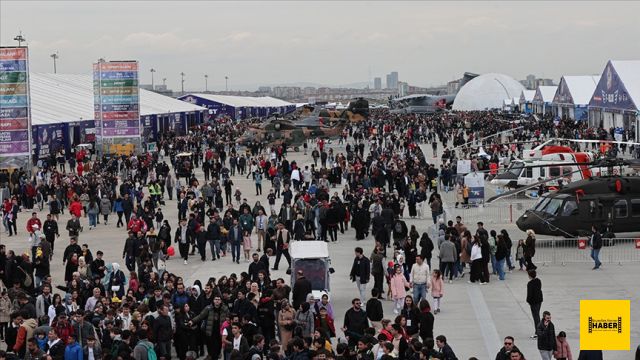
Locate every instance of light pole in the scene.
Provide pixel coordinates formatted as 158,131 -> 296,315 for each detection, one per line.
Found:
50,52 -> 59,73
204,74 -> 208,92
150,68 -> 156,90
225,76 -> 229,91
13,31 -> 26,46
162,78 -> 167,86
180,72 -> 185,94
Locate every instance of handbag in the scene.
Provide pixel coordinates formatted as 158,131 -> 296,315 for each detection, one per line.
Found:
18,267 -> 32,287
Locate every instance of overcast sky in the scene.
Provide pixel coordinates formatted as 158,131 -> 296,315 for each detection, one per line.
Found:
2,1 -> 639,91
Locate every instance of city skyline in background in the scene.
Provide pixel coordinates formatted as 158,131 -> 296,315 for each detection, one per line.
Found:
2,1 -> 639,92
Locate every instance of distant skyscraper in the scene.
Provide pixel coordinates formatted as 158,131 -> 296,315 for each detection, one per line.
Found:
386,71 -> 399,89
526,74 -> 536,89
374,77 -> 382,90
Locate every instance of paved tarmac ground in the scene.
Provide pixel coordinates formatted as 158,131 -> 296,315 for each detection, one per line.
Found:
2,139 -> 639,359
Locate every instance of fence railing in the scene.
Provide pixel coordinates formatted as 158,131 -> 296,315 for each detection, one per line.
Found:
533,238 -> 640,266
442,201 -> 534,225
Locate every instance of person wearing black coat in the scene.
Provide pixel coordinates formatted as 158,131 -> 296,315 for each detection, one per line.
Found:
536,311 -> 556,358
351,203 -> 370,241
577,350 -> 603,360
342,299 -> 369,347
292,271 -> 312,310
372,214 -> 388,248
392,218 -> 408,248
43,216 -> 59,254
248,254 -> 267,282
526,270 -> 543,337
589,225 -> 603,270
418,301 -> 435,343
326,201 -> 341,242
494,235 -> 509,280
349,247 -> 371,301
480,237 -> 491,283
257,290 -> 276,344
419,233 -> 435,268
524,230 -> 537,271
293,216 -> 306,241
121,194 -> 134,224
365,294 -> 383,329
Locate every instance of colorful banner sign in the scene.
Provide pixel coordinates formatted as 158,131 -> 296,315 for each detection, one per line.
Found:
93,60 -> 141,153
0,47 -> 31,169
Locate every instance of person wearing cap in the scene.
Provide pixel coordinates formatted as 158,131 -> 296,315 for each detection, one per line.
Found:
29,223 -> 45,263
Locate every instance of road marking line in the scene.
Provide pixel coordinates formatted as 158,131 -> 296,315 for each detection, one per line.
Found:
467,284 -> 502,359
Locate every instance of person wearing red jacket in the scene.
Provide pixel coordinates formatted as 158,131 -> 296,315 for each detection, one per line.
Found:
75,148 -> 85,163
128,214 -> 146,233
51,314 -> 74,345
26,212 -> 42,233
69,199 -> 83,218
314,306 -> 336,340
13,314 -> 37,357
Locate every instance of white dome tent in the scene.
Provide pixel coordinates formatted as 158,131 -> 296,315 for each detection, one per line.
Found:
452,73 -> 526,111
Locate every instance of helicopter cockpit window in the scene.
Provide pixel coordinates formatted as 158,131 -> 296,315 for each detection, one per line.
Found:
561,200 -> 578,216
533,196 -> 551,211
631,199 -> 640,217
508,162 -> 524,177
614,200 -> 628,218
550,167 -> 561,177
541,198 -> 563,216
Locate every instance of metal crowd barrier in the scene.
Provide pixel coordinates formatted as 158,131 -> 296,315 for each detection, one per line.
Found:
443,201 -> 534,225
533,238 -> 640,266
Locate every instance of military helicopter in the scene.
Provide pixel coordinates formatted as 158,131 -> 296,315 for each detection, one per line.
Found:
294,98 -> 369,124
236,117 -> 347,150
487,157 -> 640,237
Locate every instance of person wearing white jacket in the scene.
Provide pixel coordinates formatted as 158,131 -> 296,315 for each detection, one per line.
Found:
469,238 -> 484,284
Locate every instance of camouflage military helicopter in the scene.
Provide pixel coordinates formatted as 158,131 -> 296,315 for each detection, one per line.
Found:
290,98 -> 370,124
236,117 -> 347,151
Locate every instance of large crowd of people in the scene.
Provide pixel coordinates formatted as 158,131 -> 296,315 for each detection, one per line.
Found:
0,109 -> 628,360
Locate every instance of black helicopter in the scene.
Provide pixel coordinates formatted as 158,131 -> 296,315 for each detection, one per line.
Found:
487,158 -> 640,237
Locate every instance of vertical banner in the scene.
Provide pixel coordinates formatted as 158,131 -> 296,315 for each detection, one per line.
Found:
464,172 -> 485,205
0,47 -> 31,169
93,60 -> 141,155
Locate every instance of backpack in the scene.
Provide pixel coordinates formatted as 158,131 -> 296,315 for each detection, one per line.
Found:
141,342 -> 158,360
